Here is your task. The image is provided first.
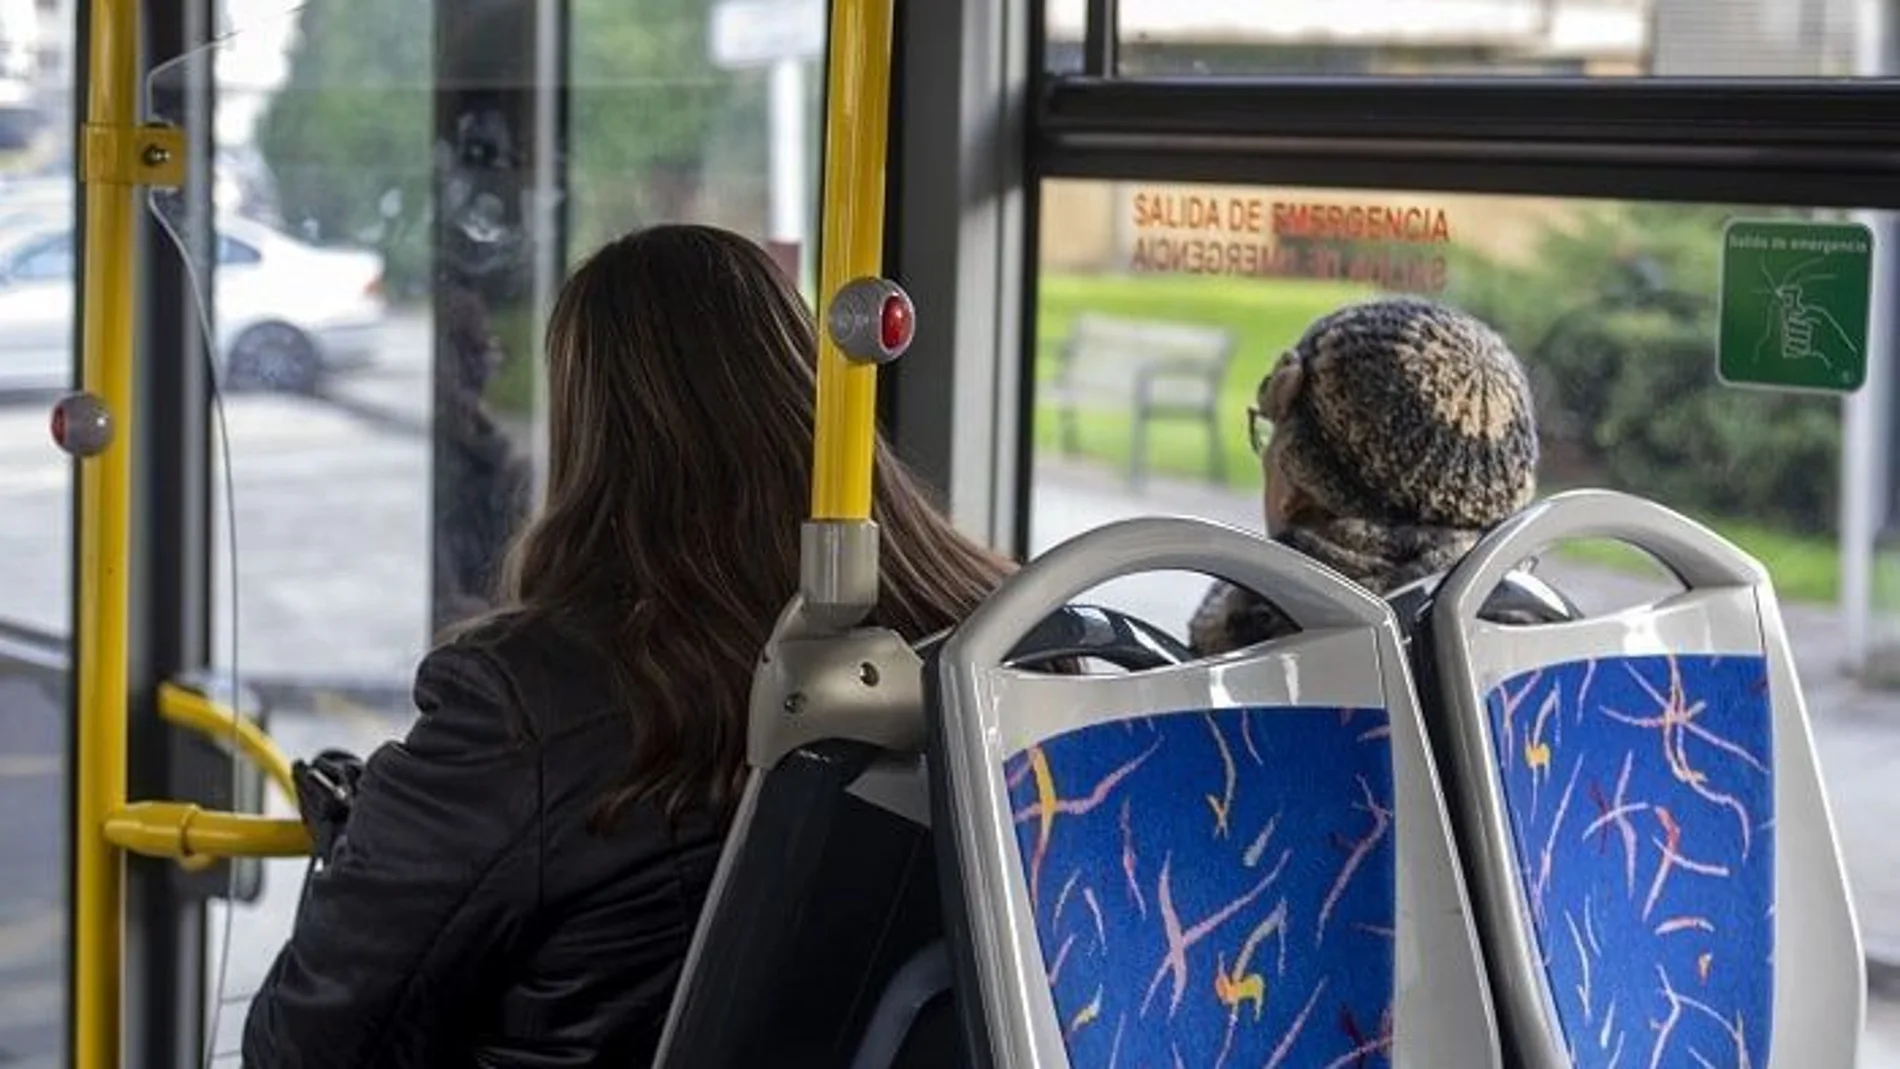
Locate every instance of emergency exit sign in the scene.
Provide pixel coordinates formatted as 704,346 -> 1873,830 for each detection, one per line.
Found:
1717,219 -> 1874,394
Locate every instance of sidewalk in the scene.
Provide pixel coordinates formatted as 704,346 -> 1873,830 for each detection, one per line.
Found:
1028,458 -> 1900,976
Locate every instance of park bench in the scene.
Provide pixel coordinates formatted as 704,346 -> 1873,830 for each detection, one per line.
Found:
1045,311 -> 1236,486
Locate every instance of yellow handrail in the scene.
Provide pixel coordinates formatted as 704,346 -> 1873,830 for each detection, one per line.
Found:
73,0 -> 141,1062
126,683 -> 314,864
809,0 -> 896,522
103,802 -> 312,861
156,681 -> 300,801
98,680 -> 316,865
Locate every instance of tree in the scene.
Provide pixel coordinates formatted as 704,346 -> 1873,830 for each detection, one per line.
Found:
253,0 -> 433,294
566,0 -> 770,250
253,0 -> 761,295
1445,203 -> 1842,535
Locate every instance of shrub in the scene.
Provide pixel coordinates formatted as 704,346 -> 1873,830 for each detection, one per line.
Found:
1447,203 -> 1841,534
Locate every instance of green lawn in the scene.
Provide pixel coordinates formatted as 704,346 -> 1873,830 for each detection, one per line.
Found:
1034,272 -> 1841,604
483,305 -> 542,419
1556,521 -> 1837,604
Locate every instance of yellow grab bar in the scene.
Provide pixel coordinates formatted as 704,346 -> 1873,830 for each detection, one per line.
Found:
105,683 -> 314,866
72,0 -> 141,1063
809,0 -> 897,522
157,680 -> 300,801
103,802 -> 312,862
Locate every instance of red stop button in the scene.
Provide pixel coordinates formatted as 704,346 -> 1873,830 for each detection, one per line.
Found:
880,294 -> 913,354
49,392 -> 114,457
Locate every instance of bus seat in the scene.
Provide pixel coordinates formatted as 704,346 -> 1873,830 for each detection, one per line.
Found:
1001,600 -> 1190,672
1412,489 -> 1863,1068
848,941 -> 955,1069
655,737 -> 937,1069
653,603 -> 1192,1069
1387,566 -> 1582,640
925,516 -> 1501,1069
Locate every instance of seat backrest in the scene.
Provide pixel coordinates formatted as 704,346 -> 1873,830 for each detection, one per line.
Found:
1057,313 -> 1234,396
926,516 -> 1500,1069
655,741 -> 940,1069
1415,489 -> 1863,1068
654,604 -> 1195,1069
1388,567 -> 1582,640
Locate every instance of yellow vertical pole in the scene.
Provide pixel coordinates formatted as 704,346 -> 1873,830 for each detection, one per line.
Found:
73,0 -> 140,1063
809,0 -> 895,522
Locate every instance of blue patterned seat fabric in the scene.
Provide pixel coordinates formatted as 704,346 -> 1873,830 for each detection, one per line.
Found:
1483,653 -> 1775,1069
1004,705 -> 1397,1068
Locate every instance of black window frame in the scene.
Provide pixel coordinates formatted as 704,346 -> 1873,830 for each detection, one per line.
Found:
1034,76 -> 1900,209
1036,0 -> 1900,208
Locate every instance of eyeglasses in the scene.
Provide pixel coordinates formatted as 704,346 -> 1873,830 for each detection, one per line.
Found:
1247,407 -> 1271,455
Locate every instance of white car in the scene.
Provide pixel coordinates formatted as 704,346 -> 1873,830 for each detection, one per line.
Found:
0,0 -> 39,149
0,214 -> 386,395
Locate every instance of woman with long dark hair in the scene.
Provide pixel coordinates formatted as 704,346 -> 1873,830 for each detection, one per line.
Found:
243,225 -> 1014,1066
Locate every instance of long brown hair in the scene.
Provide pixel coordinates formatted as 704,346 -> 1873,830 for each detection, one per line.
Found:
501,224 -> 1013,824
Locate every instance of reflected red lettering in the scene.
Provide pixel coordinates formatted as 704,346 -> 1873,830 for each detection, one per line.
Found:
1132,191 -> 1224,231
1270,202 -> 1452,243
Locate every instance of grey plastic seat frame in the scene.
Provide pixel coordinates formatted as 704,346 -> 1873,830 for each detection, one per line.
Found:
1421,489 -> 1864,1068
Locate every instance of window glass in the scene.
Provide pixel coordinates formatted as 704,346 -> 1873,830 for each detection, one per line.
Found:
1043,0 -> 1085,74
198,0 -> 440,1059
1031,180 -> 1894,1041
568,0 -> 823,292
0,0 -> 72,1061
207,0 -> 435,694
1044,0 -> 1873,76
185,0 -> 830,1059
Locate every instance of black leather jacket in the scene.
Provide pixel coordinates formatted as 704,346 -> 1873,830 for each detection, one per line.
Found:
242,617 -> 722,1067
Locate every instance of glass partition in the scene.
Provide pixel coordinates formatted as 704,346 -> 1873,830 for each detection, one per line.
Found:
149,0 -> 830,1060
568,0 -> 823,290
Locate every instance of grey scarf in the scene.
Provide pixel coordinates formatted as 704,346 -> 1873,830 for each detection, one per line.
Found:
1187,518 -> 1479,656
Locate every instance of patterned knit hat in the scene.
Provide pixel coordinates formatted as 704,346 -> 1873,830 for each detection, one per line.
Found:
1260,296 -> 1538,531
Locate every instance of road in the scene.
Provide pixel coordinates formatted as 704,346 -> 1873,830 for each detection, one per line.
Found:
5,312 -> 1900,1061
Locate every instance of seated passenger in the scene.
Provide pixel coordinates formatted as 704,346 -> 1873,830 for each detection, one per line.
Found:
1189,296 -> 1542,655
241,225 -> 1015,1067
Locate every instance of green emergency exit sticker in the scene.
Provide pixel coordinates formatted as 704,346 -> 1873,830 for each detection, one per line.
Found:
1718,219 -> 1874,394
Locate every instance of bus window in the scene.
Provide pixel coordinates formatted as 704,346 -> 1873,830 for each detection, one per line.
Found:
178,0 -> 829,1057
1026,181 -> 1890,1025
